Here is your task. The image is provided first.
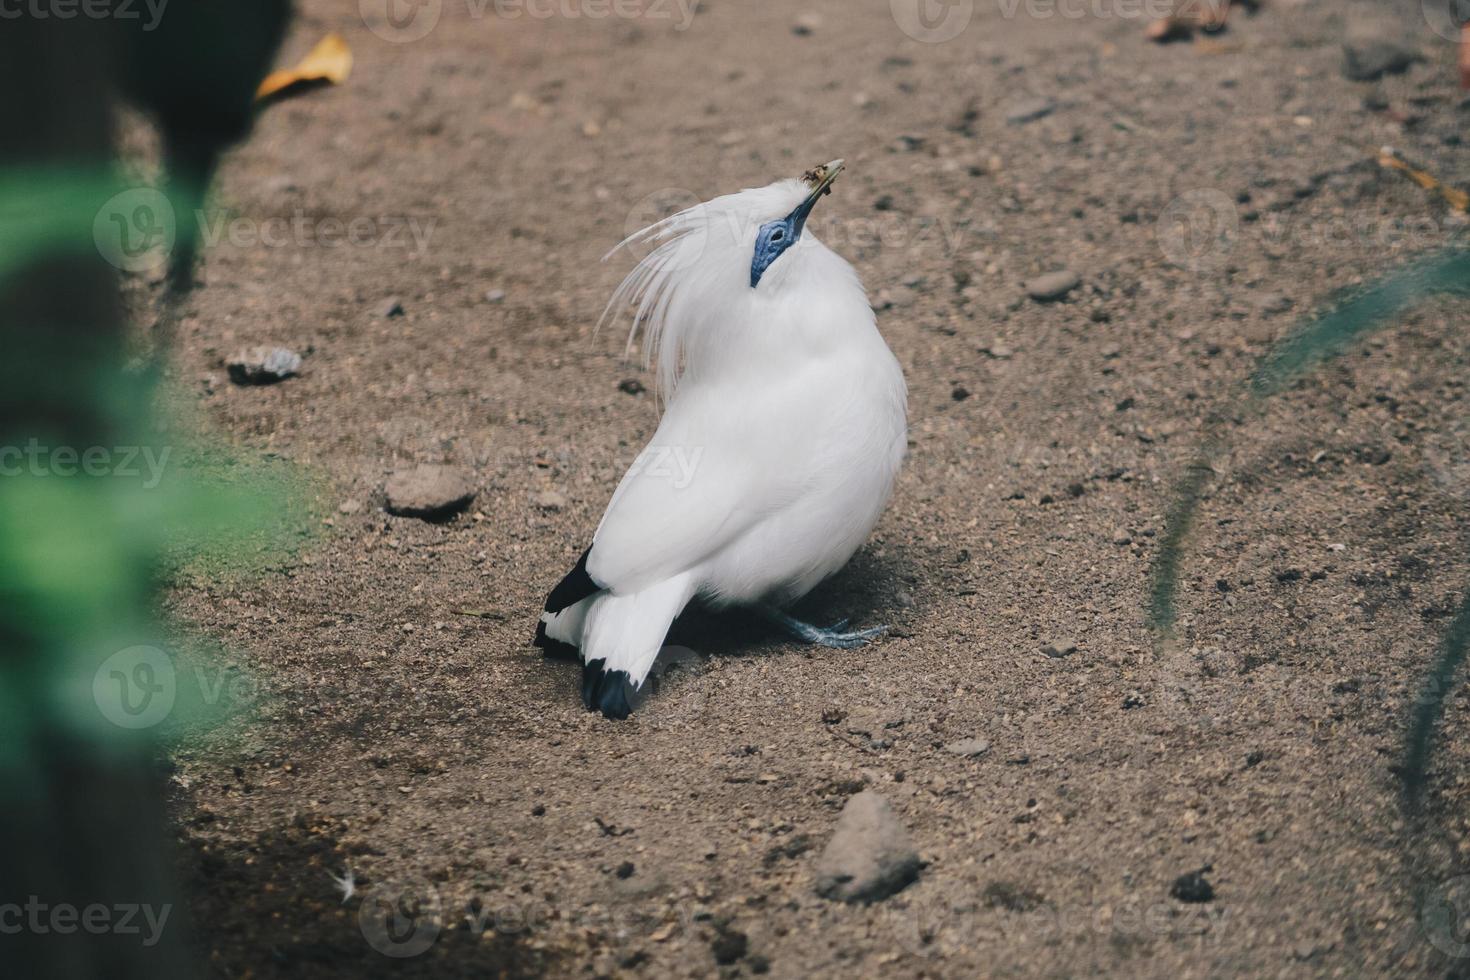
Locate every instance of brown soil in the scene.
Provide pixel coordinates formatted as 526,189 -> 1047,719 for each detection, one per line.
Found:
152,0 -> 1470,976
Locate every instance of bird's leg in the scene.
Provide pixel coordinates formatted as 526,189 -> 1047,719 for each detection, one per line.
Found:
757,605 -> 887,650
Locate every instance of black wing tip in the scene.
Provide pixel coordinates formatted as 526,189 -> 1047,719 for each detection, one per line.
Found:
580,659 -> 634,720
544,545 -> 601,615
533,620 -> 580,661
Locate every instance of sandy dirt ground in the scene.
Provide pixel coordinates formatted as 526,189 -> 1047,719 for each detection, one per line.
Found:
140,0 -> 1470,975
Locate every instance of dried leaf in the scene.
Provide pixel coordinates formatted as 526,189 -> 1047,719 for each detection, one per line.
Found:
255,33 -> 352,104
1376,146 -> 1470,214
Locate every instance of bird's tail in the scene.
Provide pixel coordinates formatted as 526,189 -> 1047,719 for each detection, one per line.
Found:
542,572 -> 696,718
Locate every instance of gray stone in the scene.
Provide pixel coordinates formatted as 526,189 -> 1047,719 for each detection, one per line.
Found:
1005,97 -> 1055,125
226,346 -> 301,385
1041,638 -> 1077,659
813,791 -> 921,903
1254,293 -> 1292,316
384,464 -> 476,520
1342,41 -> 1422,82
1026,270 -> 1080,302
534,489 -> 568,511
943,737 -> 991,757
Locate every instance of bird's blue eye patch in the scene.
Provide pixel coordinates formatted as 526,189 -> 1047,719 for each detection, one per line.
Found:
750,218 -> 798,288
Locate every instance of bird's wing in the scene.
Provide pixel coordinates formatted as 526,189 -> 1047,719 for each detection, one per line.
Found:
586,385 -> 788,596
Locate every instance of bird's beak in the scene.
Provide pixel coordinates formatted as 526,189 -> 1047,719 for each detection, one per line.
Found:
789,159 -> 845,236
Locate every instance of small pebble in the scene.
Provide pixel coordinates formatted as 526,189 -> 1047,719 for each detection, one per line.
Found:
1026,270 -> 1080,302
943,737 -> 991,757
1041,638 -> 1077,658
1005,97 -> 1056,125
384,464 -> 476,521
1170,867 -> 1215,903
535,489 -> 568,511
226,346 -> 301,385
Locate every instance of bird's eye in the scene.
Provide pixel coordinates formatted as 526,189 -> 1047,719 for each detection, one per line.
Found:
770,229 -> 784,242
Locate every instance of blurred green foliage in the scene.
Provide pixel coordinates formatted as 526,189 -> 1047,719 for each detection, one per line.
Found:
1147,247 -> 1470,804
0,169 -> 318,764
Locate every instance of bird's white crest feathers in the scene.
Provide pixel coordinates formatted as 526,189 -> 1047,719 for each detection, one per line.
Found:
599,179 -> 813,396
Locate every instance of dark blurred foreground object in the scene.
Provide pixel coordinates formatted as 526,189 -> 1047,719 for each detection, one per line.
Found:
119,0 -> 292,292
0,4 -> 287,976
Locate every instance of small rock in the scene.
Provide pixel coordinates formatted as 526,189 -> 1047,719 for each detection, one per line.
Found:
1254,293 -> 1292,316
792,12 -> 821,35
384,464 -> 476,521
1025,270 -> 1080,302
378,297 -> 405,318
226,346 -> 301,385
534,489 -> 568,511
618,378 -> 646,395
951,385 -> 970,401
1342,41 -> 1422,82
1041,638 -> 1077,659
943,737 -> 990,758
615,861 -> 635,879
813,791 -> 921,903
1170,867 -> 1215,903
1122,691 -> 1146,709
337,500 -> 363,515
1005,97 -> 1055,125
1111,528 -> 1133,546
710,920 -> 748,964
484,289 -> 506,303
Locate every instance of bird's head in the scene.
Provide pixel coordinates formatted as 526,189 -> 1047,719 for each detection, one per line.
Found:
603,159 -> 864,395
748,159 -> 844,288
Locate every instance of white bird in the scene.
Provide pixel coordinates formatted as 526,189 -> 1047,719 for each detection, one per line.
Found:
534,160 -> 907,718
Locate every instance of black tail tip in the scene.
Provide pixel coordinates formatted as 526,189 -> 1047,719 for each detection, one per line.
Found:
534,620 -> 579,661
581,659 -> 634,720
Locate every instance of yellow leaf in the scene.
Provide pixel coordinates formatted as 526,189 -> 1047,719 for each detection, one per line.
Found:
255,33 -> 352,104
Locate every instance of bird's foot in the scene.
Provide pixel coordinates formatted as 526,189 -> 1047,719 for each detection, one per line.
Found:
581,658 -> 635,720
759,606 -> 888,649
